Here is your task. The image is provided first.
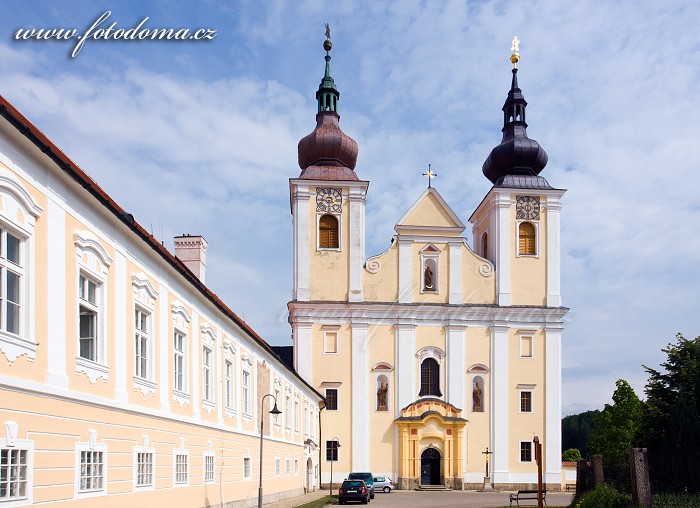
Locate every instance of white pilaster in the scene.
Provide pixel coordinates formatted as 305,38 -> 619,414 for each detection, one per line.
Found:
544,327 -> 562,485
396,323 -> 416,410
446,325 -> 466,407
495,193 -> 511,306
191,311 -> 200,420
294,322 -> 313,382
491,325 -> 509,483
46,197 -> 68,388
292,184 -> 311,301
448,242 -> 463,304
351,322 -> 369,470
398,240 -> 413,304
546,196 -> 562,307
114,251 -> 128,403
159,284 -> 169,411
348,187 -> 366,302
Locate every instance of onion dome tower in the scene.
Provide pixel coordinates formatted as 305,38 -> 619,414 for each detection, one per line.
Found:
482,39 -> 551,189
297,29 -> 359,180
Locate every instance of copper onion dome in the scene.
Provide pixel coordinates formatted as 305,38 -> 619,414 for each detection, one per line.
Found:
297,29 -> 359,180
482,44 -> 548,184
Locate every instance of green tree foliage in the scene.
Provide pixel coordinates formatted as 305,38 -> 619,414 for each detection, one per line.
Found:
562,410 -> 599,458
562,448 -> 582,462
589,379 -> 642,468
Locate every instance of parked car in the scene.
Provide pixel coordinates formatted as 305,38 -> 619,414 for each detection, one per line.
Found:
338,479 -> 370,505
348,472 -> 376,499
373,475 -> 395,493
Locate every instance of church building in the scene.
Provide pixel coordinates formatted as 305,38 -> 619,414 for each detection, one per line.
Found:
289,35 -> 568,491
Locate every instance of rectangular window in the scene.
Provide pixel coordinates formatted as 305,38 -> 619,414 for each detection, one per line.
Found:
225,360 -> 234,408
0,229 -> 23,335
274,389 -> 280,425
243,457 -> 251,480
286,458 -> 291,476
204,454 -> 215,483
285,395 -> 291,429
203,346 -> 212,401
294,400 -> 299,432
325,440 -> 339,462
79,450 -> 104,492
242,370 -> 250,414
520,336 -> 533,358
323,331 -> 338,354
295,459 -> 299,475
520,391 -> 533,413
0,447 -> 28,500
520,441 -> 533,462
325,388 -> 338,410
275,457 -> 280,477
134,309 -> 150,379
174,331 -> 186,392
174,453 -> 188,484
136,452 -> 154,487
304,407 -> 309,435
78,275 -> 99,361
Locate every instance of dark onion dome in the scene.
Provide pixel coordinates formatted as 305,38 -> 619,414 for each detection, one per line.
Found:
482,67 -> 548,184
297,34 -> 359,180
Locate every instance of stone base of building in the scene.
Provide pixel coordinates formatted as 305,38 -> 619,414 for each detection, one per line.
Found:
396,477 -> 463,490
462,482 -> 563,492
219,487 -> 306,508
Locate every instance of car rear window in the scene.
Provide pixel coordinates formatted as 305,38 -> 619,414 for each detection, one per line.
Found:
344,481 -> 363,487
349,473 -> 373,482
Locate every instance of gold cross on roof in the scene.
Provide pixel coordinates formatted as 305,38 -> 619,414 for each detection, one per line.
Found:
422,164 -> 437,188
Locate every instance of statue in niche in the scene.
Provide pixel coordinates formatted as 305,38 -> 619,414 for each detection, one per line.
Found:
377,380 -> 388,411
424,264 -> 434,291
473,378 -> 483,412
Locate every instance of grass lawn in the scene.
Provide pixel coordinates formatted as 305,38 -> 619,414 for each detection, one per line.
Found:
294,495 -> 337,508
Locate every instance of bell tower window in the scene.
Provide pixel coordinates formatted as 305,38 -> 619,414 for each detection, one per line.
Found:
518,222 -> 536,256
319,215 -> 339,249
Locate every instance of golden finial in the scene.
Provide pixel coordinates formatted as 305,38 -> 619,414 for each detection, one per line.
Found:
324,23 -> 332,53
510,35 -> 520,68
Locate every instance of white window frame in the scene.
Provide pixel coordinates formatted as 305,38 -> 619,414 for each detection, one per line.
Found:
243,455 -> 252,480
324,387 -> 339,411
294,398 -> 299,433
273,386 -> 281,427
202,345 -> 213,402
173,447 -> 189,487
516,220 -> 540,258
286,457 -> 291,476
294,458 -> 299,475
0,173 -> 42,363
518,384 -> 536,414
242,369 -> 251,416
225,360 -> 234,409
285,390 -> 291,430
131,273 -> 158,395
173,329 -> 187,393
316,213 -> 342,252
519,333 -> 535,358
134,306 -> 152,381
275,455 -> 280,477
171,301 -> 192,406
75,437 -> 107,499
323,330 -> 339,354
0,422 -> 34,507
204,451 -> 215,484
519,440 -> 533,463
223,339 -> 237,418
133,439 -> 155,490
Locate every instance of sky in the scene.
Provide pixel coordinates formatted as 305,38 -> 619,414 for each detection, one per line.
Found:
0,1 -> 698,416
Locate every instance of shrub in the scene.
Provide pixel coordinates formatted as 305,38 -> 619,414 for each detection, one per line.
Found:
653,493 -> 700,508
572,483 -> 629,508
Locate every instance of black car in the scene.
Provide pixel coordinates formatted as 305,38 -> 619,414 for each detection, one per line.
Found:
338,479 -> 370,505
347,472 -> 375,499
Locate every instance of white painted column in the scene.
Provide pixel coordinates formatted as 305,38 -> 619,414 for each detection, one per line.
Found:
159,284 -> 169,411
495,193 -> 511,306
113,250 -> 128,403
544,327 -> 563,485
292,185 -> 311,301
351,322 -> 370,470
546,197 -> 562,307
446,325 -> 466,408
46,197 -> 68,388
293,322 -> 313,382
348,187 -> 366,302
448,242 -> 463,304
191,311 -> 200,420
398,240 -> 413,304
395,323 -> 416,411
491,325 -> 509,484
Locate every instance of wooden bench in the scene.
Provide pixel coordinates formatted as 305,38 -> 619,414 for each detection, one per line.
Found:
566,483 -> 576,492
509,489 -> 547,506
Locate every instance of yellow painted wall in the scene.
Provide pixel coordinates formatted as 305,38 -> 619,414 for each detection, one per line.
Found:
464,326 -> 491,473
510,199 -> 547,306
364,245 -> 398,302
461,247 -> 497,304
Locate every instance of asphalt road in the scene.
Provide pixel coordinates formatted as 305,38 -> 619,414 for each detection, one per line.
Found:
364,490 -> 574,508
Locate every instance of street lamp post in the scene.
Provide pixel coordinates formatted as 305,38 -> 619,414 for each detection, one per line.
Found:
258,393 -> 282,508
329,437 -> 340,496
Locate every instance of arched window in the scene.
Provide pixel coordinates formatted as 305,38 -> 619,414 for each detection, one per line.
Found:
481,232 -> 488,259
419,358 -> 441,397
518,222 -> 536,255
319,215 -> 339,249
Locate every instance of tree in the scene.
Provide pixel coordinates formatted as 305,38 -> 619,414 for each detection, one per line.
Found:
589,379 -> 642,467
562,448 -> 582,462
562,410 -> 600,458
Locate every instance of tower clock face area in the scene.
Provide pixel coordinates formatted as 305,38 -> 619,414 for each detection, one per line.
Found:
516,195 -> 540,220
316,187 -> 342,213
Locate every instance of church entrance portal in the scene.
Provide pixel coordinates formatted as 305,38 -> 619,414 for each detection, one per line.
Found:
420,448 -> 441,485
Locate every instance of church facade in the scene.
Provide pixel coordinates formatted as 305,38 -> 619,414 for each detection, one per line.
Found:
289,36 -> 568,490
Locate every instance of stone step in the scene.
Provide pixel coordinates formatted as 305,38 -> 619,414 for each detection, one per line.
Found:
415,485 -> 451,491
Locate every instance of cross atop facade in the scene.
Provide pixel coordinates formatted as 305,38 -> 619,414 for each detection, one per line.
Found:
482,447 -> 493,478
422,164 -> 437,188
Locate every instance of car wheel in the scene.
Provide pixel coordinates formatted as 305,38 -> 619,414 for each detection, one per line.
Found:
384,486 -> 391,493
338,501 -> 344,505
362,498 -> 368,504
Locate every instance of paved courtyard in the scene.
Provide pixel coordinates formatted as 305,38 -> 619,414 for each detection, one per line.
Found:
266,489 -> 575,508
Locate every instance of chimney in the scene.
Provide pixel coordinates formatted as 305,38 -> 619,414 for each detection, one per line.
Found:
174,234 -> 208,283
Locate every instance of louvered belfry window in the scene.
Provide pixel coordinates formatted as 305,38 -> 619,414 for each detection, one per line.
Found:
419,358 -> 442,397
319,215 -> 339,248
519,222 -> 536,255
